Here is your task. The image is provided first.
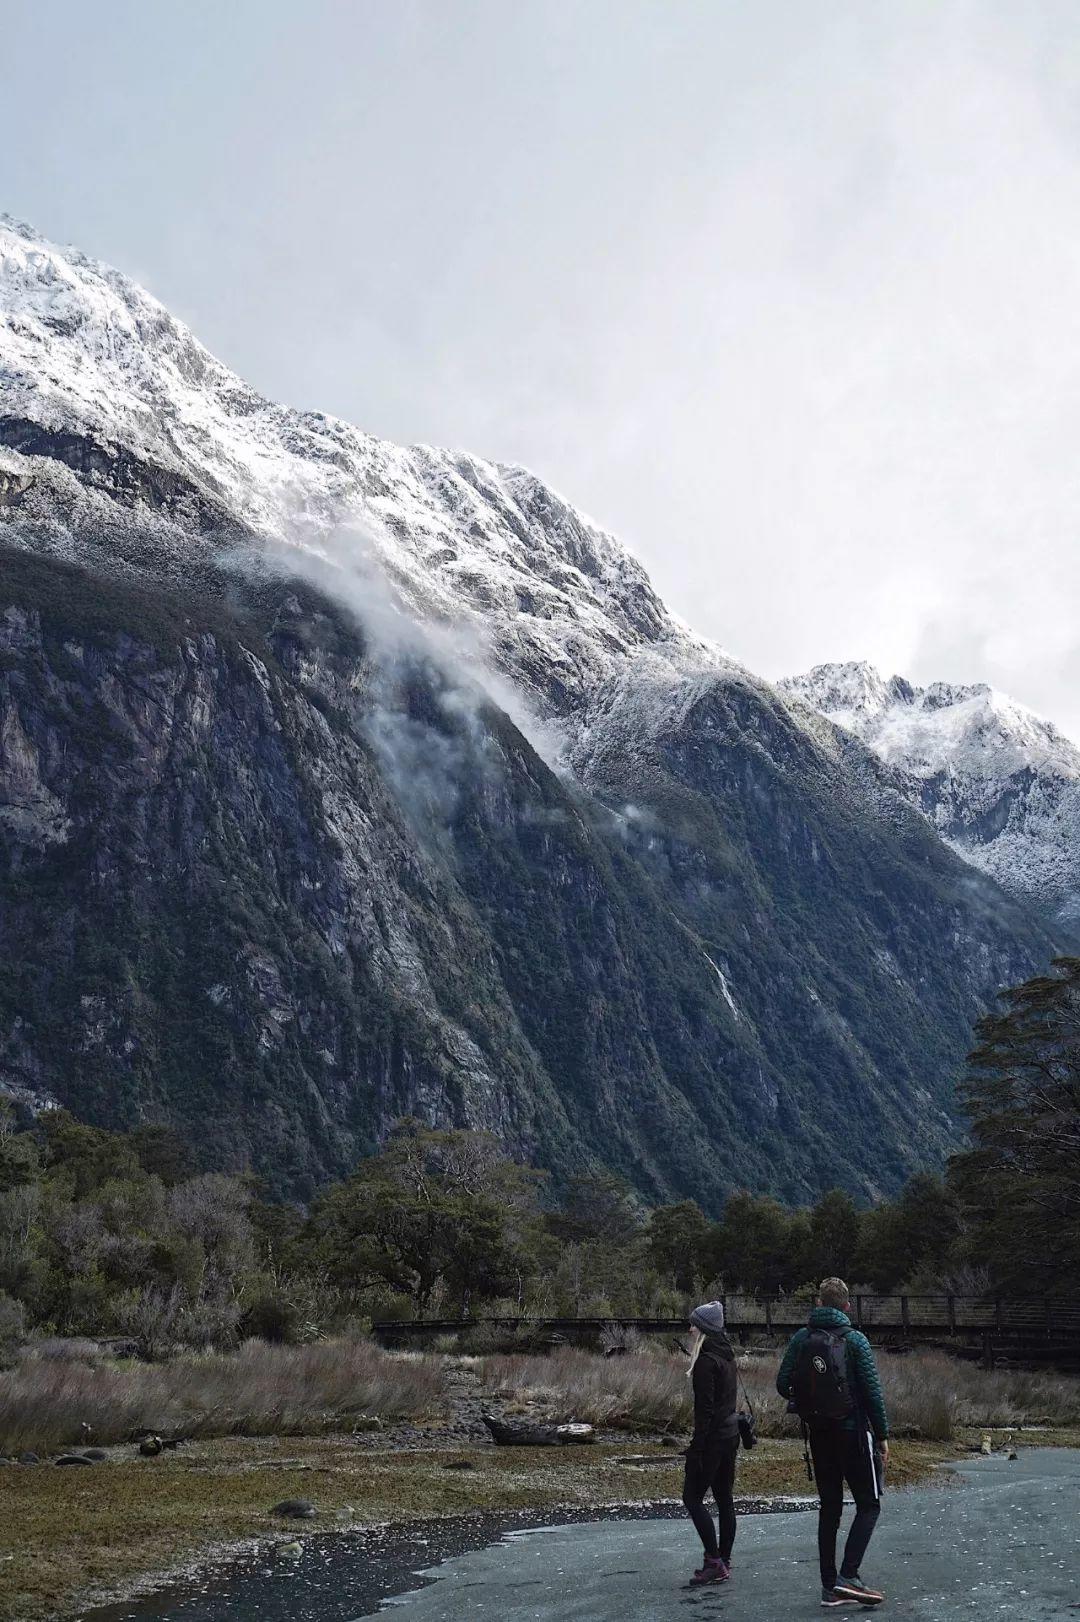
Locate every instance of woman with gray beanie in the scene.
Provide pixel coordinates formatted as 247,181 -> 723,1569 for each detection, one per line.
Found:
682,1299 -> 739,1586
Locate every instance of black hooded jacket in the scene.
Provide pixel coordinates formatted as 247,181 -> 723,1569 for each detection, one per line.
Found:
689,1332 -> 739,1457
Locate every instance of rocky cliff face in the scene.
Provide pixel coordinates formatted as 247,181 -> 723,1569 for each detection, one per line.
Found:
0,219 -> 1069,1203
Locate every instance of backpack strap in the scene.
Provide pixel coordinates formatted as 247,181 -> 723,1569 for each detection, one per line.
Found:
834,1325 -> 866,1419
735,1360 -> 755,1419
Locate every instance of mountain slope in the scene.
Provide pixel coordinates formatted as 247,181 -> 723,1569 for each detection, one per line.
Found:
0,218 -> 1068,1203
783,662 -> 1080,924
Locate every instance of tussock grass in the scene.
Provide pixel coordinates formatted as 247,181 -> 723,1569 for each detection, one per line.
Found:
27,1338 -> 108,1365
482,1348 -> 693,1431
481,1346 -> 1080,1441
870,1353 -> 1080,1437
0,1340 -> 442,1455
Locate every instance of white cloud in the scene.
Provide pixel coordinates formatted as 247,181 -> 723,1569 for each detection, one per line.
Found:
8,0 -> 1080,735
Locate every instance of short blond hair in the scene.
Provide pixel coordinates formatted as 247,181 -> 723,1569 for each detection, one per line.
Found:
818,1277 -> 850,1310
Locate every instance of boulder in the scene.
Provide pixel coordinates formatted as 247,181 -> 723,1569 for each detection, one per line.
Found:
271,1499 -> 316,1519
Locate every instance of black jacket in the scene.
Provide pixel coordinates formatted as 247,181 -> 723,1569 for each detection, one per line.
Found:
689,1333 -> 739,1458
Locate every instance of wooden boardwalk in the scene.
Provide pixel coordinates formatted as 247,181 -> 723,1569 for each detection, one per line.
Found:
373,1294 -> 1080,1367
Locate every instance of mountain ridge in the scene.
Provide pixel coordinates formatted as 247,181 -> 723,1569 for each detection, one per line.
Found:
0,217 -> 1069,1204
0,213 -> 729,729
783,660 -> 1080,922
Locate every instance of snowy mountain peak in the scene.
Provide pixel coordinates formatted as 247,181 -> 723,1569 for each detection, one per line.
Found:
0,216 -> 731,720
784,660 -> 1080,919
784,661 -> 908,724
784,660 -> 1080,780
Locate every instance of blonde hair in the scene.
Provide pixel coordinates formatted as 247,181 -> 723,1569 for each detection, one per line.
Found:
818,1277 -> 851,1310
687,1326 -> 705,1379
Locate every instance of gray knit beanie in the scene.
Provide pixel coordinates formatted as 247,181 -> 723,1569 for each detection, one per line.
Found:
690,1300 -> 725,1334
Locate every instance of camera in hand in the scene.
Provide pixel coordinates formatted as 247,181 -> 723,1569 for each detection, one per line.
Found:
738,1411 -> 757,1449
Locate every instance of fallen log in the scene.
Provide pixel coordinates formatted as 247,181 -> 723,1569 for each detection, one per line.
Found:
481,1414 -> 595,1447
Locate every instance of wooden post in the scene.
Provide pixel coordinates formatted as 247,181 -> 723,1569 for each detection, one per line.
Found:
995,1297 -> 1004,1332
855,1294 -> 864,1327
1045,1297 -> 1053,1339
901,1295 -> 910,1333
947,1295 -> 956,1334
765,1298 -> 773,1335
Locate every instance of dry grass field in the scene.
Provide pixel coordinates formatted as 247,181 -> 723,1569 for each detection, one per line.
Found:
0,1339 -> 442,1456
481,1345 -> 1080,1441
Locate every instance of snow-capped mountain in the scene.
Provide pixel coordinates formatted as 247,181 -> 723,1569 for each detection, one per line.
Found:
783,662 -> 1080,921
0,218 -> 1067,1203
0,215 -> 726,727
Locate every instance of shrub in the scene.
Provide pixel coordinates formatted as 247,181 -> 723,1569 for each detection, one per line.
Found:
24,1336 -> 103,1365
241,1290 -> 299,1345
361,1289 -> 416,1324
0,1292 -> 24,1365
600,1322 -> 644,1357
455,1323 -> 503,1356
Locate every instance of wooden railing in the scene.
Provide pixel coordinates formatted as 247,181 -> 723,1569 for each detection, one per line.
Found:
719,1293 -> 1080,1338
373,1295 -> 1080,1355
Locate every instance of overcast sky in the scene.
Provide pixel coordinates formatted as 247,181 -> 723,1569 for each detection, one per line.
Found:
7,0 -> 1080,734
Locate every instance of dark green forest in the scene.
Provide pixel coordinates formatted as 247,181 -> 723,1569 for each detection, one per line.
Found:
0,957 -> 1075,1356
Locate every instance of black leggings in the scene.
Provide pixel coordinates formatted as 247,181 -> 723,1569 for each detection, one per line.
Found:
808,1421 -> 882,1589
682,1439 -> 738,1560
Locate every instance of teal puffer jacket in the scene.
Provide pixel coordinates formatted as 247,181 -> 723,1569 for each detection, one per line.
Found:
775,1306 -> 889,1439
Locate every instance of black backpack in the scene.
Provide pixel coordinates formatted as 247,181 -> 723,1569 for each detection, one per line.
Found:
791,1326 -> 856,1422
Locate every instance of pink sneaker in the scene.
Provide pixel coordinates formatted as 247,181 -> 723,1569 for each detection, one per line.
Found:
690,1556 -> 730,1586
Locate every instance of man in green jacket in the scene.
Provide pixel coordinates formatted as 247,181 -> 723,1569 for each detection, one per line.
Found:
776,1277 -> 889,1609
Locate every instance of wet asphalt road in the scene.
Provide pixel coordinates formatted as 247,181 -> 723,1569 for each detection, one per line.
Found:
367,1451 -> 1080,1621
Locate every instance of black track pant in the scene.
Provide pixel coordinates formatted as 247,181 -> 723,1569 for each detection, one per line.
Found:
808,1420 -> 882,1589
682,1438 -> 738,1560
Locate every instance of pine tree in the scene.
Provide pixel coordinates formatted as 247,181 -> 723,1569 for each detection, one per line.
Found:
949,956 -> 1080,1292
